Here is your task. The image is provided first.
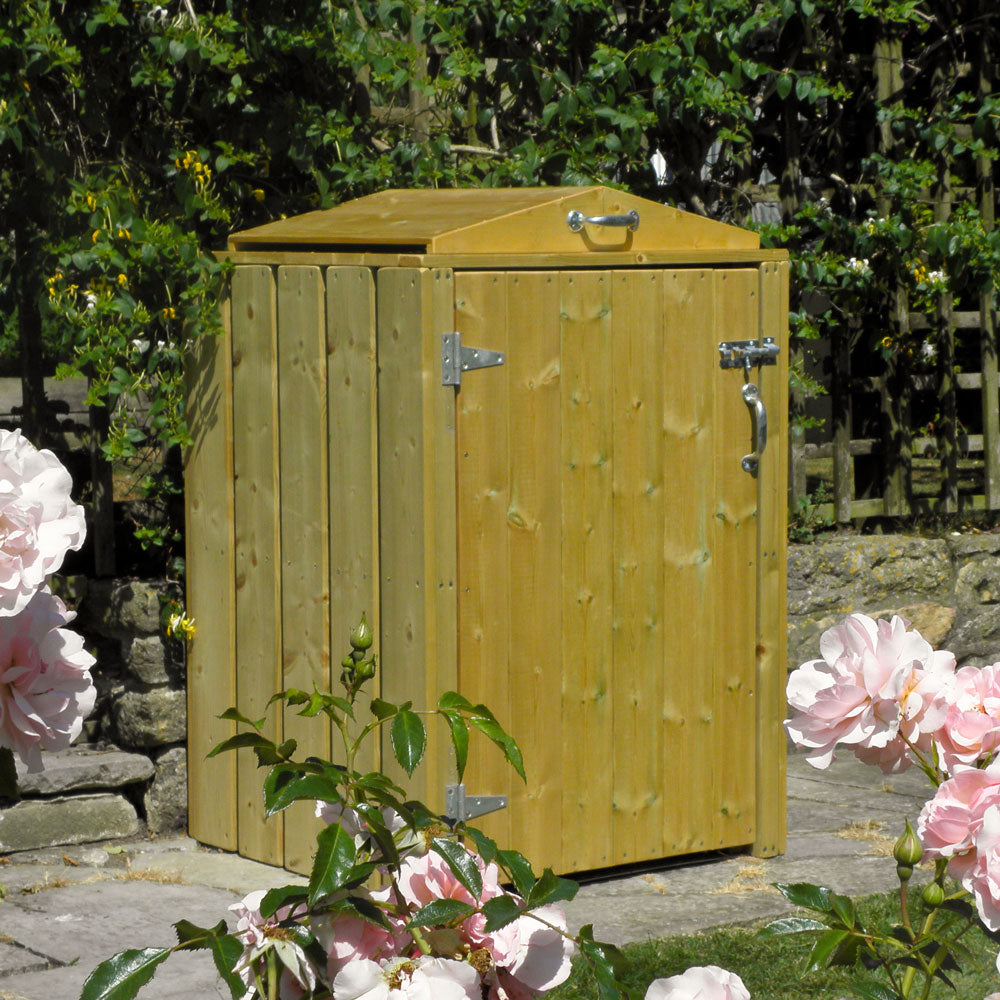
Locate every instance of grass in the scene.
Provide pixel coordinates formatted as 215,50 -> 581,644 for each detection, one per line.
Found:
549,890 -> 1000,1000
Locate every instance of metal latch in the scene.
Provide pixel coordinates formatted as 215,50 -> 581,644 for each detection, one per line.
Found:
444,783 -> 508,825
442,332 -> 505,386
718,337 -> 779,373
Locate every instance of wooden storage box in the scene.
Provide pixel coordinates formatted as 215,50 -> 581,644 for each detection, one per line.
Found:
185,186 -> 789,875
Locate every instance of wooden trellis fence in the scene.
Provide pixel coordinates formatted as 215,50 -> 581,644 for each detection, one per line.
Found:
785,18 -> 1000,523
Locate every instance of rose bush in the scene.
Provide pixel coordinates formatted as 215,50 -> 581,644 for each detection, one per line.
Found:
777,612 -> 1000,999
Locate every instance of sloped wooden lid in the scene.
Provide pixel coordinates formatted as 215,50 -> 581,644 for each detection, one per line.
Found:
228,186 -> 759,254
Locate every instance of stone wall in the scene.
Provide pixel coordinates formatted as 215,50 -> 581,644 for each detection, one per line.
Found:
788,532 -> 1000,666
0,577 -> 188,853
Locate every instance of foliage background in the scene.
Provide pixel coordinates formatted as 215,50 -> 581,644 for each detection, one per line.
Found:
1,0 -> 997,572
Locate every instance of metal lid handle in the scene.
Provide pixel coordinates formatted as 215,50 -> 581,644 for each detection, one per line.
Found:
567,209 -> 640,232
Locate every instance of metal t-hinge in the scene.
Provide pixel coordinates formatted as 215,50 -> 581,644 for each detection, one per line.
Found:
441,332 -> 505,386
718,337 -> 779,373
444,783 -> 508,825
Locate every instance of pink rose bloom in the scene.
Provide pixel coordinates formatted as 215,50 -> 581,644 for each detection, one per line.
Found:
230,889 -> 317,1000
965,804 -> 1000,931
504,904 -> 575,992
0,587 -> 95,772
918,763 -> 1000,882
785,614 -> 954,773
332,955 -> 480,999
644,965 -> 751,1000
0,429 -> 86,617
313,885 -> 406,978
935,663 -> 1000,774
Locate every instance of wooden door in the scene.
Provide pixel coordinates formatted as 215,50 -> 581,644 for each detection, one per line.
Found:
453,268 -> 765,874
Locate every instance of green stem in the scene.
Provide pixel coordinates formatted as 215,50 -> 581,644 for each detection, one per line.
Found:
267,948 -> 278,1000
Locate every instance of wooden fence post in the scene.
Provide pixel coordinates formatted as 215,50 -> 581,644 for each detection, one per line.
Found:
978,20 -> 1000,508
875,26 -> 912,516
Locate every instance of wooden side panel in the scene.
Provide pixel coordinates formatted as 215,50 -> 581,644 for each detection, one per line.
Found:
502,272 -> 563,868
610,271 -> 665,863
327,267 -> 380,778
661,270 -> 723,853
559,272 -> 615,871
377,268 -> 458,809
753,260 -> 789,857
231,266 -> 283,866
184,291 -> 237,850
277,266 -> 330,873
423,269 -> 459,795
711,270 -> 760,847
455,272 -> 513,849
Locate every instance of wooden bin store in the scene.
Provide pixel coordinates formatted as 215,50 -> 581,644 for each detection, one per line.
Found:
185,186 -> 789,876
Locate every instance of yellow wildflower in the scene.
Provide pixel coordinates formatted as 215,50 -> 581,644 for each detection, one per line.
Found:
117,227 -> 130,240
117,273 -> 128,287
86,194 -> 97,210
167,612 -> 196,640
880,336 -> 893,349
162,306 -> 176,320
252,188 -> 265,202
92,229 -> 101,244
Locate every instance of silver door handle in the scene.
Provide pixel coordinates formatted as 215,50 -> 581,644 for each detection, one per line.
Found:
741,383 -> 766,477
566,209 -> 640,232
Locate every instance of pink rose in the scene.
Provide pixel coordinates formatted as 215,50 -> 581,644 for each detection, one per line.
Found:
332,955 -> 480,999
504,904 -> 575,992
918,763 -> 1000,882
785,614 -> 954,773
313,885 -> 406,978
0,429 -> 86,617
0,587 -> 95,772
966,804 -> 1000,931
644,965 -> 751,1000
229,889 -> 317,1000
935,663 -> 1000,774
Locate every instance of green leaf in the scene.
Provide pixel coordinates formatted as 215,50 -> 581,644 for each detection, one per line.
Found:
498,849 -> 536,899
483,894 -> 523,932
437,691 -> 474,712
263,769 -> 342,816
0,747 -> 18,800
259,885 -> 309,919
369,697 -> 397,720
408,898 -> 476,927
431,837 -> 483,899
806,928 -> 851,971
441,710 -> 469,781
217,707 -> 265,729
168,39 -> 188,62
758,916 -> 828,936
464,826 -> 498,865
468,716 -> 526,781
79,947 -> 172,1000
774,881 -> 833,912
776,73 -> 793,100
527,868 -> 578,908
309,822 -> 357,906
390,709 -> 426,777
172,921 -> 244,999
849,979 -> 901,1000
829,890 -> 855,928
206,732 -> 275,758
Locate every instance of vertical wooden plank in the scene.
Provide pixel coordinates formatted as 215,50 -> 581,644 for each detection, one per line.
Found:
502,271 -> 562,869
977,23 -> 1000,509
753,261 -> 788,858
277,266 -> 330,874
610,270 -> 665,864
422,268 -> 459,803
184,292 -> 237,850
327,267 -> 380,779
661,269 -> 722,853
377,268 -> 457,811
455,272 -> 512,850
712,269 -> 758,848
560,271 -> 614,871
231,265 -> 283,866
377,268 -> 427,799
